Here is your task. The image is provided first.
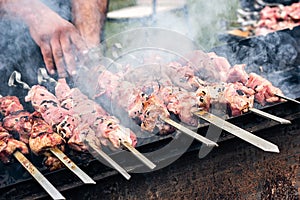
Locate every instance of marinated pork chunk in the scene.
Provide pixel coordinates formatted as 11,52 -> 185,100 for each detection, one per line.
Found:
162,51 -> 285,107
0,96 -> 24,116
29,112 -> 65,155
25,85 -> 78,139
0,126 -> 29,163
97,70 -> 174,135
246,73 -> 285,105
0,95 -> 65,169
2,110 -> 32,144
223,83 -> 255,116
55,79 -> 137,149
25,85 -> 89,151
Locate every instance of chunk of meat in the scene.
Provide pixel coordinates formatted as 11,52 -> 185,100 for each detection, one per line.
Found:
246,73 -> 284,105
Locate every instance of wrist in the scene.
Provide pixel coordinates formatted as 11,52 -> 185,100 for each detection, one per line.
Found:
1,0 -> 58,27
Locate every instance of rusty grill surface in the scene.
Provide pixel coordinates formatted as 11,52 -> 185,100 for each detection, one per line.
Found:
0,26 -> 299,200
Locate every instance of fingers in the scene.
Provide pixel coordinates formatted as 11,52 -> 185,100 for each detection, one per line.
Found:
50,33 -> 68,78
60,32 -> 77,76
39,37 -> 55,75
40,30 -> 88,78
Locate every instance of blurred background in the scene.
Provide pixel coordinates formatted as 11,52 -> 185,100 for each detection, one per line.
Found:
105,0 -> 240,51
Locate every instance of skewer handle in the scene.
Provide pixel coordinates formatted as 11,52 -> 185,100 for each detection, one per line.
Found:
13,150 -> 65,200
275,94 -> 300,105
121,141 -> 156,170
84,140 -> 131,180
249,108 -> 291,124
49,147 -> 96,184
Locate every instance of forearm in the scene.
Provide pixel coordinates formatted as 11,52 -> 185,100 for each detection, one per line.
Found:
0,0 -> 62,29
72,0 -> 108,47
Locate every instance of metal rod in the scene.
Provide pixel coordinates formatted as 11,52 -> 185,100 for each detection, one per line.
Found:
249,108 -> 291,124
121,141 -> 156,170
194,111 -> 280,153
13,151 -> 65,200
275,94 -> 300,105
84,139 -> 131,180
161,117 -> 218,147
49,147 -> 96,184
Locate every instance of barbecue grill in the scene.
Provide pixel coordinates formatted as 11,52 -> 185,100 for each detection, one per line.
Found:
0,17 -> 299,200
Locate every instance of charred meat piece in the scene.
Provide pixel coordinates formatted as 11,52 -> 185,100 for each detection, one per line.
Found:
97,70 -> 175,135
25,85 -> 78,140
0,126 -> 29,163
0,96 -> 24,116
56,79 -> 137,149
2,110 -> 32,144
29,112 -> 65,155
43,152 -> 64,171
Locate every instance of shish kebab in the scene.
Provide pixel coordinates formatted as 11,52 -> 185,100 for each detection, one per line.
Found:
12,69 -> 155,176
158,60 -> 291,124
38,68 -> 156,170
8,71 -> 133,179
91,49 -> 290,152
0,96 -> 66,200
180,50 -> 299,105
133,50 -> 291,123
0,95 -> 96,184
0,95 -> 65,170
95,66 -> 218,147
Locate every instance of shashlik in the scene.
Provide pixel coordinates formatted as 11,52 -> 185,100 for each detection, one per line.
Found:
93,50 -> 286,132
55,78 -> 137,149
25,80 -> 137,151
0,95 -> 65,170
0,125 -> 28,163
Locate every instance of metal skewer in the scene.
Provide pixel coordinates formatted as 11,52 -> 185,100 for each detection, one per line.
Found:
84,139 -> 131,180
49,147 -> 96,184
194,111 -> 280,153
206,85 -> 292,124
275,94 -> 300,105
37,68 -> 155,171
8,71 -> 96,184
249,108 -> 291,124
13,150 -> 66,200
161,117 -> 218,147
120,140 -> 156,170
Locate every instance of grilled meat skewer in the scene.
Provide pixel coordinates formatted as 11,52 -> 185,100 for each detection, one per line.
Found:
37,68 -> 155,172
0,95 -> 65,170
1,87 -> 95,183
0,100 -> 64,199
96,69 -> 218,147
0,124 -> 28,163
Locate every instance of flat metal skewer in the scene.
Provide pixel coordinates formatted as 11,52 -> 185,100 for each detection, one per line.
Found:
249,108 -> 291,124
8,71 -> 96,184
49,147 -> 96,184
37,68 -> 137,177
84,139 -> 131,180
161,117 -> 218,147
275,94 -> 300,105
194,111 -> 280,153
121,140 -> 156,170
13,150 -> 65,200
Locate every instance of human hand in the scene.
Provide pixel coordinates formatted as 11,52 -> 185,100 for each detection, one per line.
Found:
28,11 -> 88,78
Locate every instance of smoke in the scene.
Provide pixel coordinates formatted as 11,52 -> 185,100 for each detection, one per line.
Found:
0,0 -> 74,106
